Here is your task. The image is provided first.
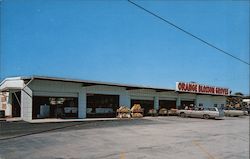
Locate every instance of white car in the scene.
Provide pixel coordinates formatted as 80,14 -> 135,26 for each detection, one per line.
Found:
177,107 -> 224,119
224,108 -> 245,117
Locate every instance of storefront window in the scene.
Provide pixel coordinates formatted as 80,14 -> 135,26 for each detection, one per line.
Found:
87,94 -> 119,118
33,96 -> 78,119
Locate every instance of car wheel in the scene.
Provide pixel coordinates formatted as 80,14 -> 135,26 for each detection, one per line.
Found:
180,113 -> 186,118
203,114 -> 210,119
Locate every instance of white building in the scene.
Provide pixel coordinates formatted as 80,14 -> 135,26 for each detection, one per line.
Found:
0,76 -> 229,122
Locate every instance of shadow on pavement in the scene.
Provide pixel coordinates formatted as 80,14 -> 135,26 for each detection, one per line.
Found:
0,118 -> 161,141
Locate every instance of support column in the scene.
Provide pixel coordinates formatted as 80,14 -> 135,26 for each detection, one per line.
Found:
6,92 -> 12,117
78,88 -> 86,119
176,96 -> 181,109
154,96 -> 159,110
21,86 -> 32,121
195,95 -> 198,107
119,91 -> 131,108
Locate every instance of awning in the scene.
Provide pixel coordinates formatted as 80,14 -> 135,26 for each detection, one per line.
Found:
0,78 -> 24,92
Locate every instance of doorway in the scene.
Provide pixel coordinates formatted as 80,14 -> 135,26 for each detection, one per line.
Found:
12,91 -> 21,117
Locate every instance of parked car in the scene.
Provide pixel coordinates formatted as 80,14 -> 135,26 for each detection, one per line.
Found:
224,107 -> 245,117
177,107 -> 224,119
241,108 -> 249,116
243,110 -> 249,116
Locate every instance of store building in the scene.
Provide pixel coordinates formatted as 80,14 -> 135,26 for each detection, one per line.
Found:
0,76 -> 230,122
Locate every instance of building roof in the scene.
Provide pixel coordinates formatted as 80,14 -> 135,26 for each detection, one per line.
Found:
0,75 -> 230,96
9,75 -> 176,92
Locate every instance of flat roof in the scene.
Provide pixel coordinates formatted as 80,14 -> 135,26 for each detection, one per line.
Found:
20,75 -> 176,92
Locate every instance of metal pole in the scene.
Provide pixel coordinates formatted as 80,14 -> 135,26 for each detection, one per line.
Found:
22,77 -> 34,91
13,92 -> 21,107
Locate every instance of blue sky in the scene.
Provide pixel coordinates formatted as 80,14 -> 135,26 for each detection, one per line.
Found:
0,0 -> 249,95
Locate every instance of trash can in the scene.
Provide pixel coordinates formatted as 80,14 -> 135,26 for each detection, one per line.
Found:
0,110 -> 5,118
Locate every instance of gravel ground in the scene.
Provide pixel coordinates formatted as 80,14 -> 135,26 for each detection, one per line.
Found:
0,116 -> 249,159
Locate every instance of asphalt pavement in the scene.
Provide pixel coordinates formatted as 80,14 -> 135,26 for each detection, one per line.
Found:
0,116 -> 249,159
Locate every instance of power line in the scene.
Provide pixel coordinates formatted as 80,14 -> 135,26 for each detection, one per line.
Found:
128,0 -> 250,66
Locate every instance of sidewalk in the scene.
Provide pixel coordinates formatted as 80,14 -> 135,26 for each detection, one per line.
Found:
0,117 -> 22,122
29,117 -> 120,123
2,116 -> 170,123
2,116 -> 157,123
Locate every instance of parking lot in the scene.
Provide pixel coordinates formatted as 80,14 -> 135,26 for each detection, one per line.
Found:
0,116 -> 249,159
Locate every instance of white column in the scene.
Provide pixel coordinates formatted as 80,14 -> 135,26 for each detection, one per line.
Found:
176,95 -> 181,109
6,92 -> 12,117
21,86 -> 32,121
78,88 -> 86,118
195,95 -> 198,107
154,96 -> 159,110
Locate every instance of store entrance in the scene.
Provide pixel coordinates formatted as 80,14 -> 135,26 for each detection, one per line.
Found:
11,91 -> 21,117
159,100 -> 176,110
180,100 -> 195,109
131,99 -> 154,116
87,94 -> 119,118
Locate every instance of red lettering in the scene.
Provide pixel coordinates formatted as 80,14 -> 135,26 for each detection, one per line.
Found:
178,82 -> 228,95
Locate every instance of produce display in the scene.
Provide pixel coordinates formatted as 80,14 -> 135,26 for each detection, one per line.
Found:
148,109 -> 157,116
117,113 -> 131,118
168,108 -> 178,116
131,104 -> 144,118
117,106 -> 131,118
131,113 -> 143,118
131,104 -> 143,112
117,106 -> 130,113
158,108 -> 168,116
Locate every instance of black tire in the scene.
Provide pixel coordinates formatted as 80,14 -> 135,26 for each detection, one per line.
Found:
203,114 -> 210,119
180,112 -> 186,118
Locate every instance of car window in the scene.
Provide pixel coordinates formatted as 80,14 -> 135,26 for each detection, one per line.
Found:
208,108 -> 216,111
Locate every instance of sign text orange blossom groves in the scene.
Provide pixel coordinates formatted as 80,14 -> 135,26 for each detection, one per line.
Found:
176,82 -> 230,95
